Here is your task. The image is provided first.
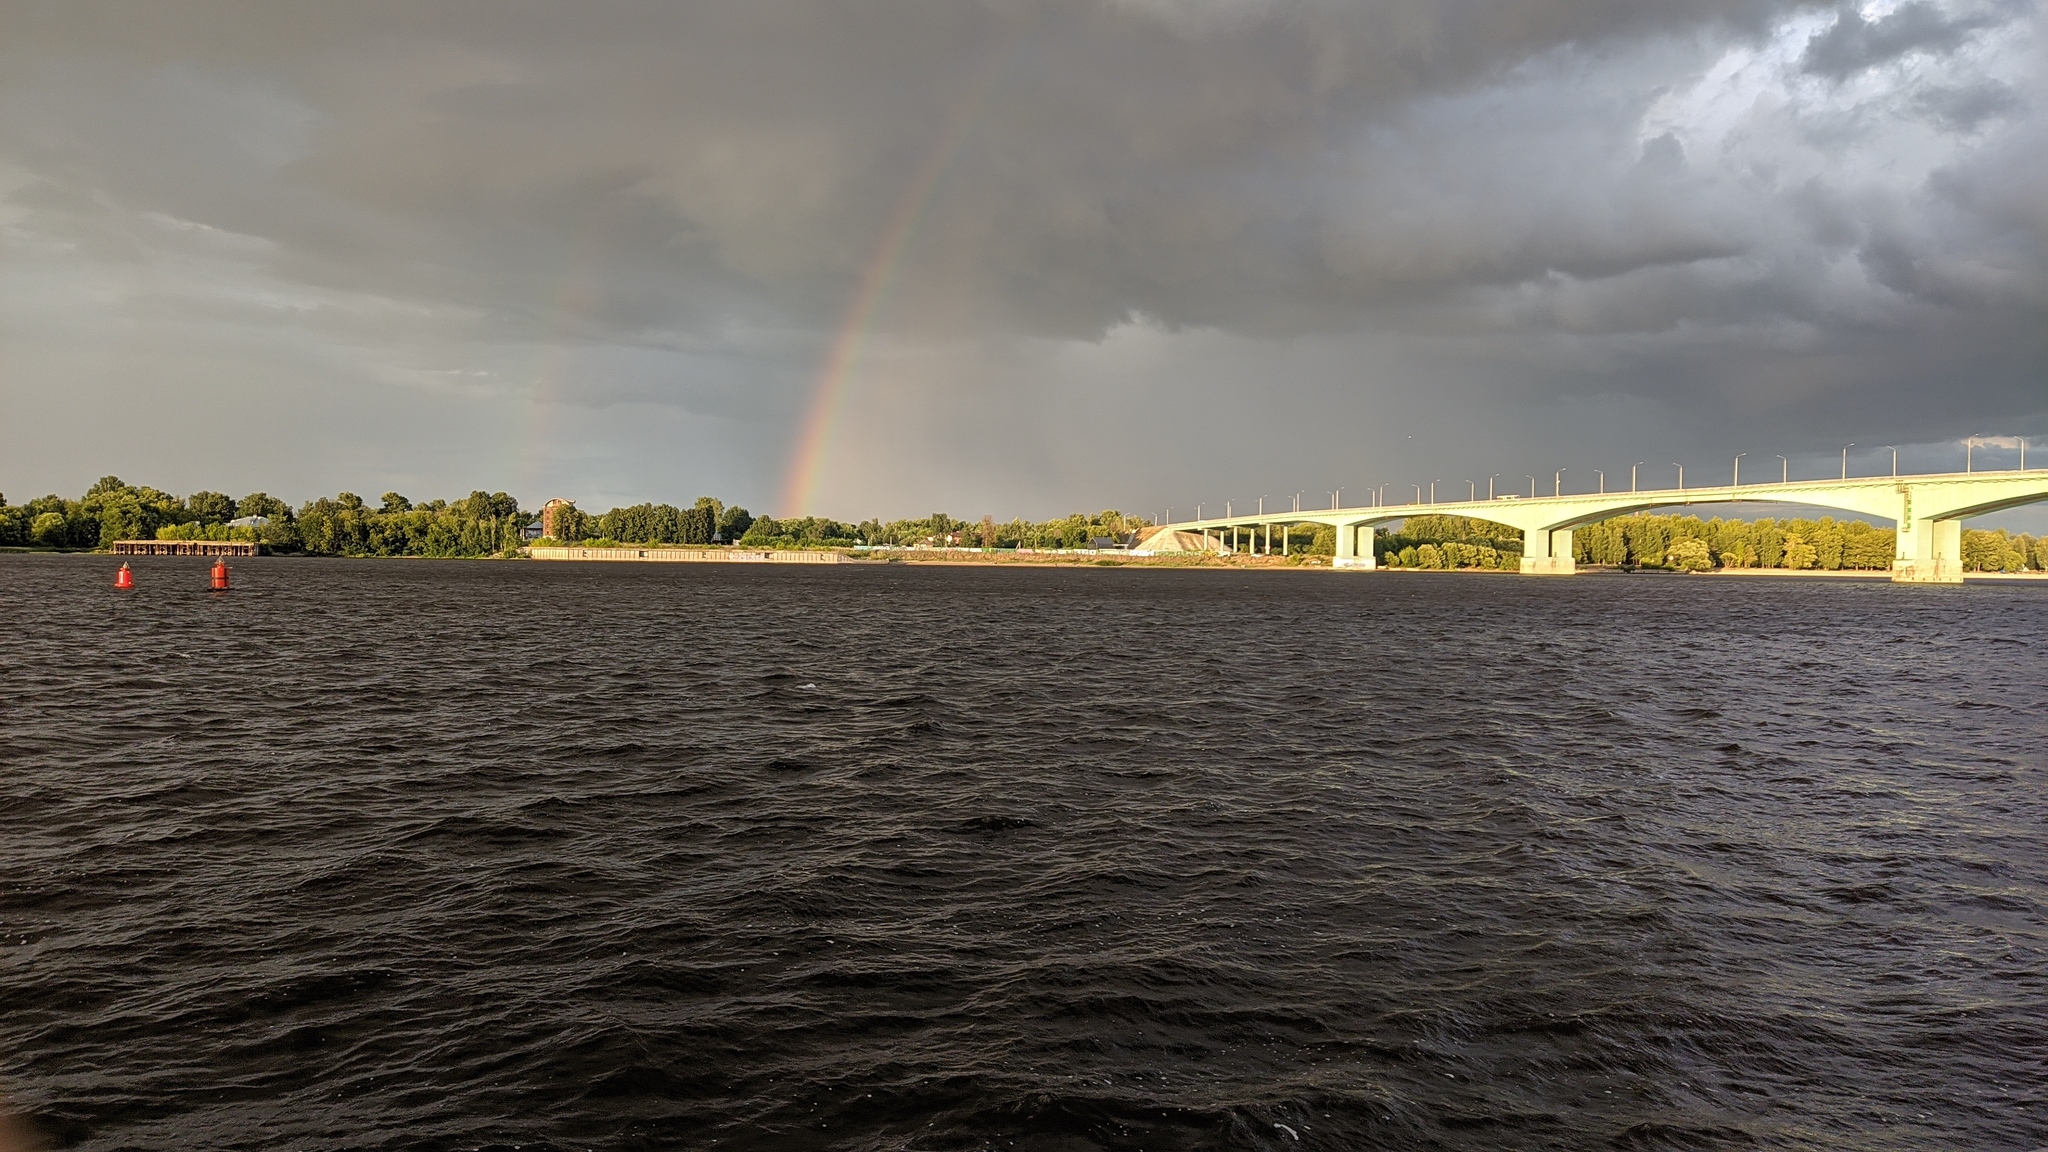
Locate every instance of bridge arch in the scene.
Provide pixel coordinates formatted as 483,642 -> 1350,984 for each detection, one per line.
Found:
1152,470 -> 2048,581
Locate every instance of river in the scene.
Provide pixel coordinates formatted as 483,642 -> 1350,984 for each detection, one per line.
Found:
2,555 -> 2041,1149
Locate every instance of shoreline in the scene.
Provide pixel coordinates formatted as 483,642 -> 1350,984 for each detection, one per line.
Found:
12,547 -> 2045,580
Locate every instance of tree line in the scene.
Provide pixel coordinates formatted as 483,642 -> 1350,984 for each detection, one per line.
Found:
0,477 -> 538,558
5,480 -> 2043,572
544,498 -> 755,547
544,506 -> 1150,550
1373,512 -> 2047,573
0,479 -> 1152,559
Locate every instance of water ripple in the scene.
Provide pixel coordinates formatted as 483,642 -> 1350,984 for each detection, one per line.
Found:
1,556 -> 2044,1150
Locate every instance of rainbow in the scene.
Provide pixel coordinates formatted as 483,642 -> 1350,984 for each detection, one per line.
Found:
778,73 -> 999,517
516,210 -> 613,501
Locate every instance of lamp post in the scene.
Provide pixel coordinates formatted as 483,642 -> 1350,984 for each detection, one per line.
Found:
1467,480 -> 1477,500
1967,436 -> 1975,472
1593,469 -> 1604,493
1841,443 -> 1854,480
1526,475 -> 1536,498
1733,452 -> 1745,487
1258,496 -> 1265,516
2024,439 -> 2029,471
1673,463 -> 1684,490
1429,480 -> 1438,504
1776,455 -> 1788,484
1376,484 -> 1387,507
1412,484 -> 1422,504
1885,445 -> 1897,477
1489,474 -> 1500,499
1554,468 -> 1566,497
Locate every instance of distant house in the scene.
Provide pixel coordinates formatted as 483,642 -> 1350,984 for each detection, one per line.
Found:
227,515 -> 270,528
540,498 -> 574,539
521,522 -> 545,541
1089,534 -> 1135,550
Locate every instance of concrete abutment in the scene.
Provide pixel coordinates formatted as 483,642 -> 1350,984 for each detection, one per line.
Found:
1333,522 -> 1377,569
1893,517 -> 1964,584
1518,527 -> 1575,576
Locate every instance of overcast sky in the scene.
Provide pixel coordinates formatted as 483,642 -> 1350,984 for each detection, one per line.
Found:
1,0 -> 2041,521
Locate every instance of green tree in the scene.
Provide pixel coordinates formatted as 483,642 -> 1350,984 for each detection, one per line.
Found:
1782,534 -> 1818,570
31,512 -> 67,547
186,491 -> 238,525
1751,522 -> 1785,568
238,493 -> 292,520
1666,537 -> 1714,571
1812,519 -> 1846,570
718,504 -> 753,542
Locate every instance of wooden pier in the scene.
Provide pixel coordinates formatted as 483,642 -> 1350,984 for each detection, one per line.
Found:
111,540 -> 260,557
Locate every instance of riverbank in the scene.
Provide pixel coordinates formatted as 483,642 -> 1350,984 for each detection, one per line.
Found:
858,548 -> 1323,568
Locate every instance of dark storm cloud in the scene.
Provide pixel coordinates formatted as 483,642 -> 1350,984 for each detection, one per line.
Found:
1914,78 -> 2027,130
2,0 -> 1811,337
0,0 -> 2042,514
1801,0 -> 2000,77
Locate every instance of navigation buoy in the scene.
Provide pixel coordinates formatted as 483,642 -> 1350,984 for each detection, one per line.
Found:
115,562 -> 134,590
210,560 -> 231,591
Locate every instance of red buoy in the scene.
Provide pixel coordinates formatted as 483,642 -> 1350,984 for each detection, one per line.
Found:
210,560 -> 231,591
115,562 -> 134,590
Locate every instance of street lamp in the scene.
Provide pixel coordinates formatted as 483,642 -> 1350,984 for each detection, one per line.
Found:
1376,484 -> 1388,507
1466,480 -> 1477,500
1967,436 -> 1975,472
1884,445 -> 1897,477
1841,443 -> 1854,480
1429,480 -> 1438,504
1554,468 -> 1566,497
1489,474 -> 1500,499
1776,455 -> 1788,484
1593,469 -> 1604,493
1525,475 -> 1536,498
1632,462 -> 1645,492
1673,463 -> 1684,490
1733,452 -> 1745,487
1412,484 -> 1423,504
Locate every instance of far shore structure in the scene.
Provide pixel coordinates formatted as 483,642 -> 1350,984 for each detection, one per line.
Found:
109,540 -> 259,557
1143,467 -> 2048,585
529,546 -> 841,565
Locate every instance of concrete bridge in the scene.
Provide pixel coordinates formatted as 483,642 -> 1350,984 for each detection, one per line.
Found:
1147,469 -> 2048,583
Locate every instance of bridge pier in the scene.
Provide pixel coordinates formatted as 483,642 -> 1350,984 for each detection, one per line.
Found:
1333,522 -> 1376,569
1893,517 -> 1964,584
1519,527 -> 1576,576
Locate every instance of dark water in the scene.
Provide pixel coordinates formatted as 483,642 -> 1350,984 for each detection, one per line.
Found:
2,555 -> 2043,1151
